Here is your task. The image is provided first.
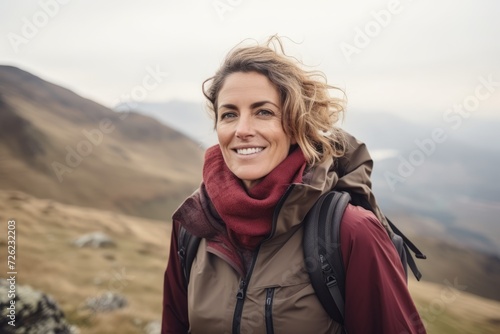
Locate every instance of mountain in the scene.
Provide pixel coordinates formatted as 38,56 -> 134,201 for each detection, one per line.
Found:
115,100 -> 217,147
0,65 -> 204,220
342,112 -> 500,256
1,189 -> 500,334
404,232 -> 500,301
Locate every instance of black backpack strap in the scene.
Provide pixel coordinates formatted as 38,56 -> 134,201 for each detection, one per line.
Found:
303,191 -> 351,325
386,218 -> 427,281
177,225 -> 201,284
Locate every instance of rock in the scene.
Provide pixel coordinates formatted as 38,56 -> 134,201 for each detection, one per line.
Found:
144,320 -> 161,334
0,279 -> 78,334
72,232 -> 116,248
84,291 -> 127,313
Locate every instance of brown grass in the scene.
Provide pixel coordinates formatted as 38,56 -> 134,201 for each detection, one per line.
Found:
0,190 -> 171,333
409,278 -> 500,333
1,189 -> 500,333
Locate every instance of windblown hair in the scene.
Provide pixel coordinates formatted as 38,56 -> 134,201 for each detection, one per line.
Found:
202,35 -> 346,165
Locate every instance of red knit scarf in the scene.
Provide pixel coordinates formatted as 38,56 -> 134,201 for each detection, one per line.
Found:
204,145 -> 306,250
173,145 -> 307,275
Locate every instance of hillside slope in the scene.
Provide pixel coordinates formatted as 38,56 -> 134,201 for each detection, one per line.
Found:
388,213 -> 500,302
0,65 -> 204,220
1,190 -> 499,334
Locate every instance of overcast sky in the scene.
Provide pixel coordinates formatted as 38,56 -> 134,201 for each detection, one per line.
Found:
1,0 -> 499,123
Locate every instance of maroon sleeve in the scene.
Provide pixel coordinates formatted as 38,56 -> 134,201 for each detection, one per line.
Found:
161,221 -> 189,334
341,205 -> 426,334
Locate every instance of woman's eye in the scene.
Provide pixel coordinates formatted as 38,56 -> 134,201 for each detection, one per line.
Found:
220,112 -> 237,120
257,109 -> 273,116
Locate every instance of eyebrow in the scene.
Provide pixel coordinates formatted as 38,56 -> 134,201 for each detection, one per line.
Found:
219,100 -> 280,110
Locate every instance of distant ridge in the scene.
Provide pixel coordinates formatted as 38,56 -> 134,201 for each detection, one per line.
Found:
115,100 -> 217,147
0,65 -> 204,220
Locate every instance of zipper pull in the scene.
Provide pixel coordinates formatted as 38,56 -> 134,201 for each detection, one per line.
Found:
236,279 -> 246,300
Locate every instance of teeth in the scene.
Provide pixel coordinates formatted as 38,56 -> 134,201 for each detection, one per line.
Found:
236,147 -> 263,155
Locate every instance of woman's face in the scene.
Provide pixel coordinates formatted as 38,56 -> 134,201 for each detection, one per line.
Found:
216,71 -> 294,190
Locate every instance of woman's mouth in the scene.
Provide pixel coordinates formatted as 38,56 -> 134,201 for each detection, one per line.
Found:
235,147 -> 264,155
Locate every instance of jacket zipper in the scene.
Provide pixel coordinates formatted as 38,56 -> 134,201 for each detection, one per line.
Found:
232,249 -> 259,334
231,185 -> 295,334
265,287 -> 275,334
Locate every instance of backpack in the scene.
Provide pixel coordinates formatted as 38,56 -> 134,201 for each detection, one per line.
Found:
177,190 -> 426,326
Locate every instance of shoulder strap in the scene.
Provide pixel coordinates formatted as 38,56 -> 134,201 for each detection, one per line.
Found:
303,191 -> 351,325
177,225 -> 201,284
386,217 -> 427,280
303,190 -> 427,327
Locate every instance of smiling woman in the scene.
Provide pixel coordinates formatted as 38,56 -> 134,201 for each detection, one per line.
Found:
161,36 -> 425,334
215,72 -> 293,189
202,37 -> 346,166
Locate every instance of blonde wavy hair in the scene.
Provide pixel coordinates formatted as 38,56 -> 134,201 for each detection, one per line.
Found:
202,36 -> 346,165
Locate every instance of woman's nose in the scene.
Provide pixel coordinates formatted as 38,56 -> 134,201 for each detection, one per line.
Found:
235,114 -> 255,138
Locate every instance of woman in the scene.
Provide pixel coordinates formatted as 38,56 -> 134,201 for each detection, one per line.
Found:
162,36 -> 425,334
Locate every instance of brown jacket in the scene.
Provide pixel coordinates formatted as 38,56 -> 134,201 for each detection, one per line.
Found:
162,133 -> 425,334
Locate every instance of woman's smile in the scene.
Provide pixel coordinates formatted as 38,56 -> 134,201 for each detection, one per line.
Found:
234,147 -> 264,155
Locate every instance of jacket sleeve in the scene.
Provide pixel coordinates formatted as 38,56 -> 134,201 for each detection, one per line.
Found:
161,220 -> 189,334
340,205 -> 426,334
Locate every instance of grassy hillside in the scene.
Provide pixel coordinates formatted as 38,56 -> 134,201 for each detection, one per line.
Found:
389,213 -> 500,302
409,278 -> 500,334
0,65 -> 204,221
0,190 -> 170,333
1,190 -> 499,333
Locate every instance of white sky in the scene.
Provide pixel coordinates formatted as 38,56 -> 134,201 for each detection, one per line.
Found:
1,0 -> 499,123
